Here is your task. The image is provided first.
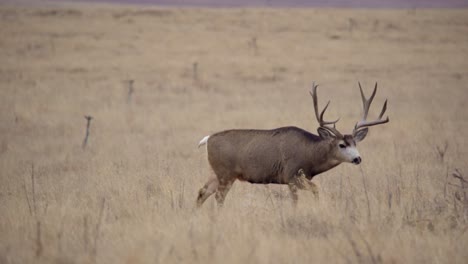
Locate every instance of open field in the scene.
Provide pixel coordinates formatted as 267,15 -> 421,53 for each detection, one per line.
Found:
1,3 -> 468,263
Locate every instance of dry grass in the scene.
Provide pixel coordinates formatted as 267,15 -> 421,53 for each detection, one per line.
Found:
0,3 -> 468,263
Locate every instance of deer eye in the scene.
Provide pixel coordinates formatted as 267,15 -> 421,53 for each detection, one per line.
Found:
339,144 -> 346,149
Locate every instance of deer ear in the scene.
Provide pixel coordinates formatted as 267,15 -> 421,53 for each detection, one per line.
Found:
354,128 -> 369,142
317,127 -> 337,140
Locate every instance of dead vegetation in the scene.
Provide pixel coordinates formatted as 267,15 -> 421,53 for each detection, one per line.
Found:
0,3 -> 467,264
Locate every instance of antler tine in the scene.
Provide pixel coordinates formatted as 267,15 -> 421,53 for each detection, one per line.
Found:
310,83 -> 340,127
378,99 -> 388,119
310,83 -> 342,137
319,100 -> 331,124
354,82 -> 389,133
358,82 -> 378,120
310,82 -> 321,125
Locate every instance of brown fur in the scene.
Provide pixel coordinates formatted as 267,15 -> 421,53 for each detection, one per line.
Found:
197,126 -> 343,207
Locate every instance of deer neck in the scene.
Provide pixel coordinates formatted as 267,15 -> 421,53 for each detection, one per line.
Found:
309,139 -> 342,176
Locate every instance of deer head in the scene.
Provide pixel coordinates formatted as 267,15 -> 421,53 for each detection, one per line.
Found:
310,82 -> 389,165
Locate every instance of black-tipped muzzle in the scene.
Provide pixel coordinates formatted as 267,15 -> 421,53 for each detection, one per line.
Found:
352,157 -> 362,165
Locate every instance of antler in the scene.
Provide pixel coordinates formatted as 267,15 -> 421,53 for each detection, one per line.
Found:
309,82 -> 343,138
353,82 -> 389,135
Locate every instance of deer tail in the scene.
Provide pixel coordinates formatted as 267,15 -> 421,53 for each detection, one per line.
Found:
198,135 -> 210,148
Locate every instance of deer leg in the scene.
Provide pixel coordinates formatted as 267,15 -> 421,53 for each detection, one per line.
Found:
288,182 -> 299,206
296,169 -> 319,200
305,181 -> 319,200
215,178 -> 236,207
196,177 -> 219,208
288,169 -> 320,204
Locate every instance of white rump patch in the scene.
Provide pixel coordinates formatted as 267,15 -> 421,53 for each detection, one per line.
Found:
198,135 -> 210,148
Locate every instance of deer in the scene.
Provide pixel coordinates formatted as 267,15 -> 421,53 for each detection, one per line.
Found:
196,82 -> 389,207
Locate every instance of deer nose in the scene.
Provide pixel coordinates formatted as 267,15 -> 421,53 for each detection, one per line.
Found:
352,157 -> 361,165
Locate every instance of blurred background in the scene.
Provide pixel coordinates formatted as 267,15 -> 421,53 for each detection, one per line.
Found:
0,0 -> 467,263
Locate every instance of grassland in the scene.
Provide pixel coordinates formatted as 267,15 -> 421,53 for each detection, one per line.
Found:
0,3 -> 467,263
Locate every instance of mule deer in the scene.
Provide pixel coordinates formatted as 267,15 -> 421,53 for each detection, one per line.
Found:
197,82 -> 389,207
